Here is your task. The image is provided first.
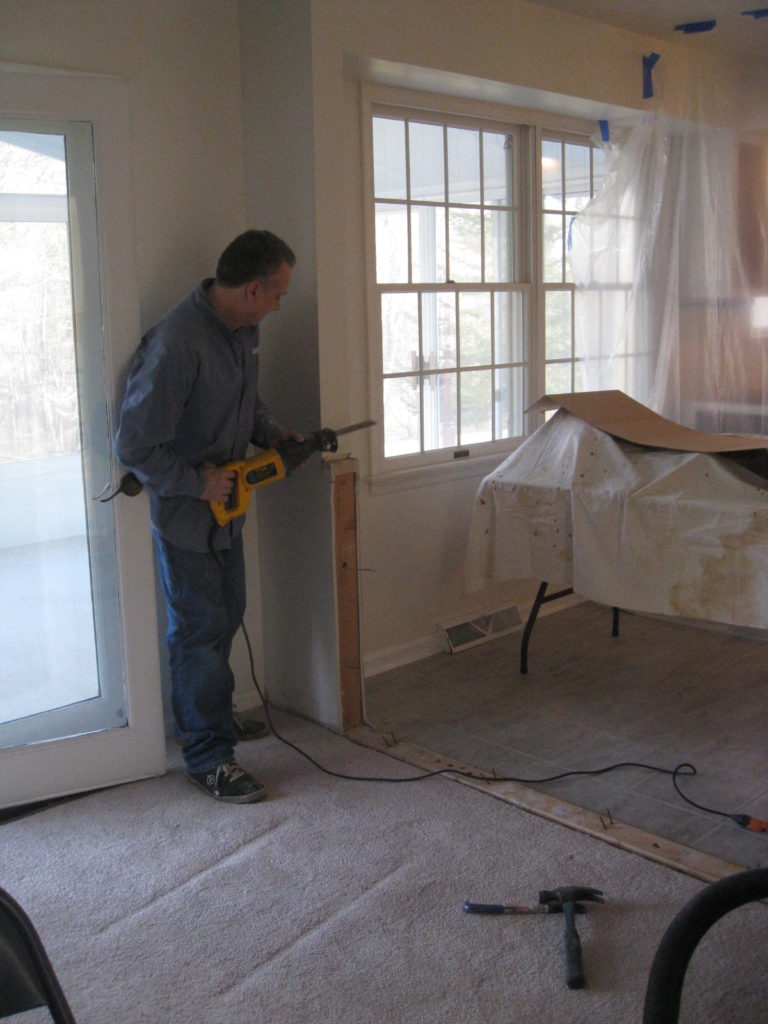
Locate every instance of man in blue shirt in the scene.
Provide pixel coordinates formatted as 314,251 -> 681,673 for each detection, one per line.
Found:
115,230 -> 302,803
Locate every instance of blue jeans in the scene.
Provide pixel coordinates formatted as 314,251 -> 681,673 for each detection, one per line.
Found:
153,532 -> 246,774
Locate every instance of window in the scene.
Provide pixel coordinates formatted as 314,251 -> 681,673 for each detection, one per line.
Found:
368,99 -> 604,473
541,135 -> 606,395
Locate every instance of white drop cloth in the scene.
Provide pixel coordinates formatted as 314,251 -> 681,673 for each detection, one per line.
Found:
465,410 -> 768,629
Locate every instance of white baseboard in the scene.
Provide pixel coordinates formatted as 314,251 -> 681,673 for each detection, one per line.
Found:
363,591 -> 584,679
363,631 -> 445,677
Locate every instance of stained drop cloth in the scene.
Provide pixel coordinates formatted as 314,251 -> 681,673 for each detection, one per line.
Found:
466,393 -> 768,629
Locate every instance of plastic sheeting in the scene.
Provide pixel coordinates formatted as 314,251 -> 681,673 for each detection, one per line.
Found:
465,410 -> 768,629
569,75 -> 768,436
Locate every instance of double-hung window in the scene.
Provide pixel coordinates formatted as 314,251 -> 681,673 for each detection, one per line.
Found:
367,95 -> 604,476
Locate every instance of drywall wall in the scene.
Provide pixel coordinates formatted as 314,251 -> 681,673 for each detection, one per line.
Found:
239,0 -> 342,728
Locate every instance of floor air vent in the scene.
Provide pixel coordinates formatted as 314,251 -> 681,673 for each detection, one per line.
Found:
441,606 -> 521,653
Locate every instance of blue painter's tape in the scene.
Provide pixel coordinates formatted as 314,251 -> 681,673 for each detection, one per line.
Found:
642,52 -> 661,99
674,19 -> 717,33
598,120 -> 609,143
567,215 -> 575,252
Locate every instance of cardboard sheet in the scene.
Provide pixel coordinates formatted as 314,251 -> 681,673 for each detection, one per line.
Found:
528,390 -> 768,453
466,402 -> 768,629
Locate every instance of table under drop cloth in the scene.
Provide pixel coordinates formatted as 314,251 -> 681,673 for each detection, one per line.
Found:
465,393 -> 768,669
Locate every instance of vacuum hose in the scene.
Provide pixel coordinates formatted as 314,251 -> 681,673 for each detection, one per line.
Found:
643,867 -> 768,1024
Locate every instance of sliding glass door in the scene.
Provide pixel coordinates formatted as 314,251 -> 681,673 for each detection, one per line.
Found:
0,69 -> 165,809
0,121 -> 129,750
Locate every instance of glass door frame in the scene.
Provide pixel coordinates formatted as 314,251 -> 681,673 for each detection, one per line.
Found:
0,64 -> 166,809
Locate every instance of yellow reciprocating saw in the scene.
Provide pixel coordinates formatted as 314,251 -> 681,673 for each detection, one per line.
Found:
209,420 -> 374,526
100,421 -> 374,522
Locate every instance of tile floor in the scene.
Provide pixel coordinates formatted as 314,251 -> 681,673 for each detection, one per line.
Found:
364,601 -> 768,871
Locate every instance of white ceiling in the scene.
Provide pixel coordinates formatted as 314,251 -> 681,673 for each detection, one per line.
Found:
529,0 -> 768,59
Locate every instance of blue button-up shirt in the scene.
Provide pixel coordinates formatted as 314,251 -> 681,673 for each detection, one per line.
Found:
115,279 -> 284,551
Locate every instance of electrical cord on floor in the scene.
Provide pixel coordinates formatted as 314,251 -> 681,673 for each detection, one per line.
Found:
671,764 -> 768,833
238,619 -> 768,831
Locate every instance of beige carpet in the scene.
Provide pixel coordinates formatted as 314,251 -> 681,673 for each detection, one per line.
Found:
2,713 -> 766,1023
365,601 -> 768,872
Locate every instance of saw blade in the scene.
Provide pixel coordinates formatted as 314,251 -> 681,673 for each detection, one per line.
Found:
334,419 -> 376,436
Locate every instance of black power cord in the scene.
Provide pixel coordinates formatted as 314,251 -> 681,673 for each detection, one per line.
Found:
671,764 -> 768,833
238,620 -> 768,831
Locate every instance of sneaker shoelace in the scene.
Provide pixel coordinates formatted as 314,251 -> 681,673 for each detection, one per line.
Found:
219,762 -> 246,783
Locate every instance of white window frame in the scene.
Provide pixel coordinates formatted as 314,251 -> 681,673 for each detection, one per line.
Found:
362,84 -> 600,486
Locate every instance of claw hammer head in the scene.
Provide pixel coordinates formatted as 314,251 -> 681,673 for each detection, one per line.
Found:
539,886 -> 604,908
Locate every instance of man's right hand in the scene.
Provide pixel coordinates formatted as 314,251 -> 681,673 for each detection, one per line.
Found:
200,463 -> 236,502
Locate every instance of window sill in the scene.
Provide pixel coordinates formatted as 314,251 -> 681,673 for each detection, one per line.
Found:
365,447 -> 518,495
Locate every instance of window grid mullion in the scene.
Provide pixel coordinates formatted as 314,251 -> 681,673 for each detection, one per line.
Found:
405,120 -> 413,286
418,289 -> 426,452
560,140 -> 567,284
454,290 -> 461,446
479,131 -> 486,285
442,125 -> 450,284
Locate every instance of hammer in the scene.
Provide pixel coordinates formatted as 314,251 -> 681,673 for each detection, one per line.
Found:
539,886 -> 604,989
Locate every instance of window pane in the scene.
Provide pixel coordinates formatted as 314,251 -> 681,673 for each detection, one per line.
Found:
494,291 -> 525,364
373,117 -> 407,200
422,291 -> 456,369
495,365 -> 525,438
0,132 -> 66,194
384,376 -> 420,456
618,218 -> 637,283
375,203 -> 408,283
411,204 -> 445,283
409,121 -> 444,202
484,132 -> 513,206
484,209 -> 514,282
423,372 -> 457,449
460,369 -> 492,444
448,208 -> 482,281
458,291 -> 491,366
546,361 -> 573,394
593,146 -> 606,192
447,126 -> 480,205
0,221 -> 77,457
545,290 -> 572,360
564,142 -> 591,212
542,211 -> 563,283
381,292 -> 418,374
541,139 -> 562,210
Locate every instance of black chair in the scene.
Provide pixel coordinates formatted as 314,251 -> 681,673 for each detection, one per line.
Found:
643,867 -> 768,1024
0,887 -> 76,1022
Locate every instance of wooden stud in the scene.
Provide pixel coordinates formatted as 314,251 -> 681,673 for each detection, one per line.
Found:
332,459 -> 364,731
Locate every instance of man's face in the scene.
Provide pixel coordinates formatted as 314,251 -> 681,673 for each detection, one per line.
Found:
246,262 -> 292,325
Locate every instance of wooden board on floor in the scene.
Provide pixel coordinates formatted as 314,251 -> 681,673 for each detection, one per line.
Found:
347,725 -> 747,885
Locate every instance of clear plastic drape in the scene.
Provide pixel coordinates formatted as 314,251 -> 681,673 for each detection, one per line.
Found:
570,77 -> 768,436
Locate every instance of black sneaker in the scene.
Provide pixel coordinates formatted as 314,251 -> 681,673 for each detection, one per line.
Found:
187,762 -> 267,804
